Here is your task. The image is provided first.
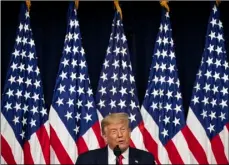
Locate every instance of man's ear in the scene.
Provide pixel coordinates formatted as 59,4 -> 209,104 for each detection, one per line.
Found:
102,134 -> 108,143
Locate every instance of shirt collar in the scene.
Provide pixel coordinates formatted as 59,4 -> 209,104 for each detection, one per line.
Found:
108,145 -> 129,160
108,145 -> 116,161
122,147 -> 129,159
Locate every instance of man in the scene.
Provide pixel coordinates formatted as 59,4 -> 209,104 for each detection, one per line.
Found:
76,112 -> 155,164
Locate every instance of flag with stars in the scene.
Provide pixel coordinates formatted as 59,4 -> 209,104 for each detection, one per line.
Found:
140,8 -> 191,164
49,3 -> 105,164
1,3 -> 50,164
185,4 -> 229,164
95,10 -> 147,150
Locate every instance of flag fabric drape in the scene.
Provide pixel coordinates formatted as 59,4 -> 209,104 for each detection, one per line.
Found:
1,2 -> 50,164
140,8 -> 191,164
95,10 -> 147,150
49,2 -> 105,165
185,3 -> 229,164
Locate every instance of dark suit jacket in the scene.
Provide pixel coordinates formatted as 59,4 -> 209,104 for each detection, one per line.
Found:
76,146 -> 155,164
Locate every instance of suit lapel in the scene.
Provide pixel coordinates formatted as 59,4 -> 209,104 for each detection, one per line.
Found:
129,147 -> 138,164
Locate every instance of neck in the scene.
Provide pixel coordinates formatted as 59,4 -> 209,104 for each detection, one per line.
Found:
108,145 -> 129,153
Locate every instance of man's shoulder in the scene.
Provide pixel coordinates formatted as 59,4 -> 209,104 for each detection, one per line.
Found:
76,147 -> 106,164
79,147 -> 105,157
130,147 -> 154,158
130,147 -> 155,164
130,147 -> 151,154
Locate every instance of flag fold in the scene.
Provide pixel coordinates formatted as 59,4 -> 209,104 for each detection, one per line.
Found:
1,2 -> 50,164
49,2 -> 104,164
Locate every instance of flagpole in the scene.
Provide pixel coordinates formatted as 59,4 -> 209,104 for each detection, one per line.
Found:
114,0 -> 123,20
160,0 -> 170,12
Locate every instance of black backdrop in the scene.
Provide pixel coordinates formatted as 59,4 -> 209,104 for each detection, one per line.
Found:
2,1 -> 229,117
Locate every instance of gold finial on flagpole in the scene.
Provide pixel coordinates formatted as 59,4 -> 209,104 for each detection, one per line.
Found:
114,0 -> 123,20
160,0 -> 170,12
216,0 -> 221,6
75,0 -> 79,9
26,0 -> 31,12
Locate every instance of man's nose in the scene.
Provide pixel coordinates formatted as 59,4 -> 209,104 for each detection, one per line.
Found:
117,130 -> 123,137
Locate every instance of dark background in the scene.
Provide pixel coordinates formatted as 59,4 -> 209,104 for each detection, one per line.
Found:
1,1 -> 229,117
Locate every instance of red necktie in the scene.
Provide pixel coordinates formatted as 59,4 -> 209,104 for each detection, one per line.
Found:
118,155 -> 123,165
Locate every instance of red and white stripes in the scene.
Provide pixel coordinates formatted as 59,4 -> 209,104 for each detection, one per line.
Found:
140,106 -> 194,164
186,109 -> 229,164
1,113 -> 50,164
49,106 -> 105,164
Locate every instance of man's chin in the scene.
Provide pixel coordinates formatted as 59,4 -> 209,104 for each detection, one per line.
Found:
119,144 -> 129,152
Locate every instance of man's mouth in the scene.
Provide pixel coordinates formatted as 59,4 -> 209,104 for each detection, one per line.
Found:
118,140 -> 125,144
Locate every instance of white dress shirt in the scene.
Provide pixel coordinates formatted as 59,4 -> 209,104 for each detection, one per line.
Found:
108,146 -> 129,164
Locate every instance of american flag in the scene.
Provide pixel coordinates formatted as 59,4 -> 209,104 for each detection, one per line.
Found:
140,8 -> 191,164
1,3 -> 50,164
95,11 -> 146,150
185,4 -> 229,164
49,3 -> 105,164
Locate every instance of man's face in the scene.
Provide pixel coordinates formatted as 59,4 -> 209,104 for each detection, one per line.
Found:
103,120 -> 130,151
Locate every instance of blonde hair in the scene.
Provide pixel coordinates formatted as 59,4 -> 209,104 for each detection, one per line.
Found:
101,112 -> 129,135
